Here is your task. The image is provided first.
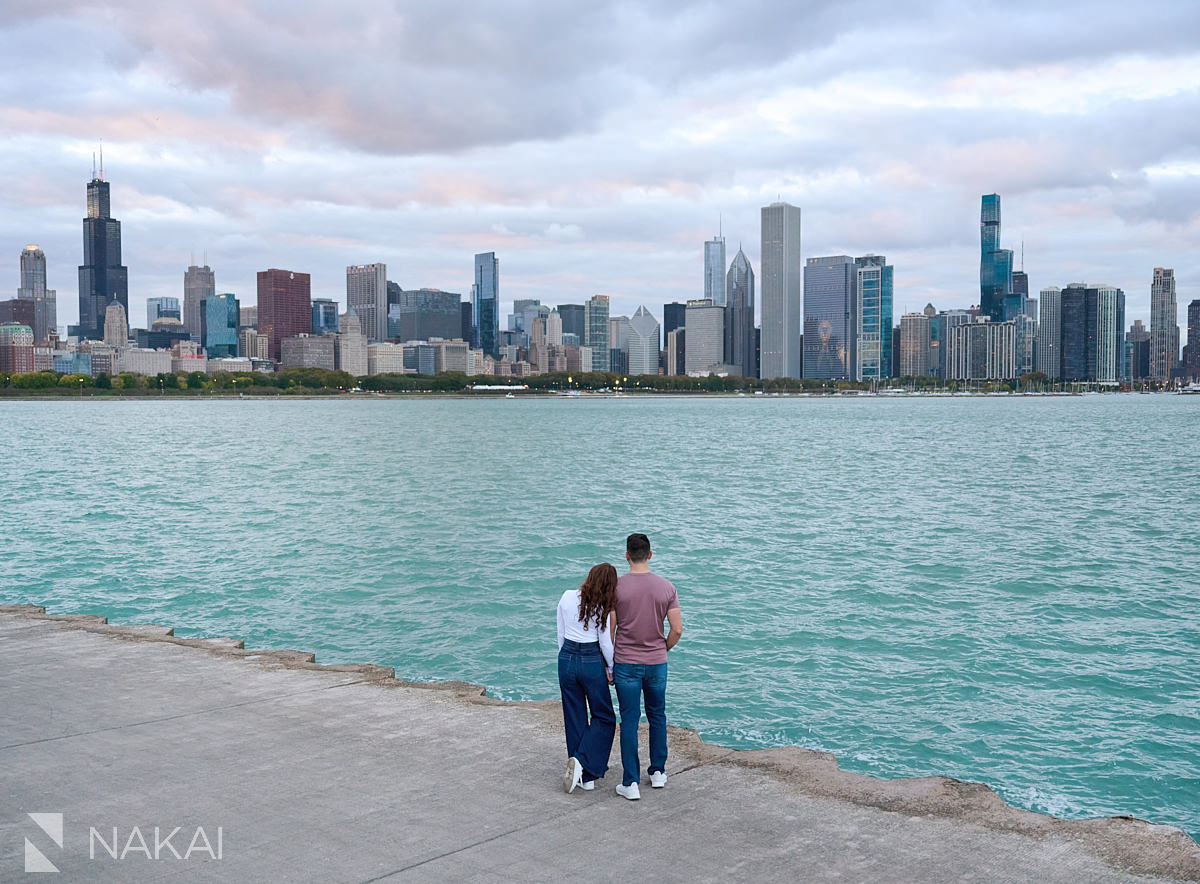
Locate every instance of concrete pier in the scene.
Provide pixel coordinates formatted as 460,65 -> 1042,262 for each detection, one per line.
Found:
2,606 -> 1197,882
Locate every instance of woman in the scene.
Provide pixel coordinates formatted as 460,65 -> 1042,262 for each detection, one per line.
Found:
556,563 -> 617,793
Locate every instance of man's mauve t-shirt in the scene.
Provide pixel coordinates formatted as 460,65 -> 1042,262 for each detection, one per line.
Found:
614,572 -> 680,665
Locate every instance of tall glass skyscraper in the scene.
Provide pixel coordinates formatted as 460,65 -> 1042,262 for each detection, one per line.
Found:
1036,287 -> 1062,379
1059,283 -> 1126,382
704,234 -> 726,307
312,298 -> 340,335
760,202 -> 802,379
855,255 -> 893,381
584,294 -> 610,371
201,293 -> 240,357
803,255 -> 856,380
980,194 -> 1013,322
77,174 -> 128,341
473,253 -> 499,358
725,248 -> 755,377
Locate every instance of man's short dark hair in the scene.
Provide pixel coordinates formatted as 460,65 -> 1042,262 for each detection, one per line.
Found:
626,533 -> 651,562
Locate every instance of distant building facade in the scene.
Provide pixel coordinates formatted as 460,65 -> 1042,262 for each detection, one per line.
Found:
76,174 -> 128,341
473,253 -> 499,358
1149,267 -> 1179,382
202,293 -> 240,357
17,245 -> 56,343
803,255 -> 855,380
760,201 -> 802,379
280,334 -> 335,370
257,269 -> 312,361
347,263 -> 388,342
183,264 -> 215,340
726,248 -> 755,377
312,298 -> 340,336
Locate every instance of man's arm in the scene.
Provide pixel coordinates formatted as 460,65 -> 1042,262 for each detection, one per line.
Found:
665,607 -> 682,651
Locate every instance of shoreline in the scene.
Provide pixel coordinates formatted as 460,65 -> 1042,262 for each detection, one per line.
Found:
3,603 -> 1197,880
0,389 -> 1179,402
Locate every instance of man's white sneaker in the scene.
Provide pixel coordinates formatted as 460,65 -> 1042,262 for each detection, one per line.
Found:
564,757 -> 583,793
615,782 -> 641,800
649,771 -> 667,788
579,780 -> 595,791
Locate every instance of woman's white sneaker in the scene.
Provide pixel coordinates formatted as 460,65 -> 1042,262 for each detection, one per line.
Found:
564,757 -> 583,793
649,771 -> 667,788
615,783 -> 641,800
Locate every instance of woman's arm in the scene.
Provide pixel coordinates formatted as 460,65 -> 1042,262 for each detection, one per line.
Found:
556,597 -> 566,650
600,611 -> 615,671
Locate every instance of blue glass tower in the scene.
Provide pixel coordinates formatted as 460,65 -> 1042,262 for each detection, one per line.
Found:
855,255 -> 893,381
980,194 -> 1013,322
473,252 -> 499,358
201,293 -> 240,357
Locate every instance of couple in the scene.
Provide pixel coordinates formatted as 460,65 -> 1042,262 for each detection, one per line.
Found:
555,533 -> 683,800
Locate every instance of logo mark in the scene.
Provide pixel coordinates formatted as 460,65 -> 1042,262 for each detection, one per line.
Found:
25,813 -> 63,874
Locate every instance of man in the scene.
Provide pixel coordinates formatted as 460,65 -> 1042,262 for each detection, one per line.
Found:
611,532 -> 683,800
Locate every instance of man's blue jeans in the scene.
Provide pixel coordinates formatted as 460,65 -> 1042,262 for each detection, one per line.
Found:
613,661 -> 667,787
558,639 -> 615,781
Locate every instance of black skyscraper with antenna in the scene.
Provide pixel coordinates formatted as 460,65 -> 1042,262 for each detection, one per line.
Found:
75,149 -> 128,341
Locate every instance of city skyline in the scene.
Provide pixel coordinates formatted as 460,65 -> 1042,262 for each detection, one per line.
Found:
0,3 -> 1197,334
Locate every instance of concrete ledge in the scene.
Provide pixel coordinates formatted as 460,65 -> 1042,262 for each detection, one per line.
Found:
2,604 -> 1197,882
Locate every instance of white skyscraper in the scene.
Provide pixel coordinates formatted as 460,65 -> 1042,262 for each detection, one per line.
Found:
103,300 -> 127,347
1150,267 -> 1179,382
626,306 -> 660,376
335,311 -> 369,376
704,233 -> 727,307
684,298 -> 724,374
1037,286 -> 1061,379
546,309 -> 563,346
347,263 -> 388,342
760,201 -> 802,379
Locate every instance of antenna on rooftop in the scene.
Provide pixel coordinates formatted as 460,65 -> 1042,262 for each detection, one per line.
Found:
92,152 -> 97,180
99,140 -> 104,180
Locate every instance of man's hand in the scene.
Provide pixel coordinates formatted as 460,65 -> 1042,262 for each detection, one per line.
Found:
665,608 -> 683,651
606,668 -> 614,685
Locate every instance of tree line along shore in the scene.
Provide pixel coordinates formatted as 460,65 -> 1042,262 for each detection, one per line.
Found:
0,368 -> 1179,396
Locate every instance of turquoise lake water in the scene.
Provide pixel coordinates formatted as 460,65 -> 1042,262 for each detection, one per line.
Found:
2,395 -> 1197,837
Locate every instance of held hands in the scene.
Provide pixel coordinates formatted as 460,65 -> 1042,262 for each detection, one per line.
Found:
606,668 -> 614,685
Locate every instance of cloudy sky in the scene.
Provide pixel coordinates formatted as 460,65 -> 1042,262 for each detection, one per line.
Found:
2,0 -> 1198,332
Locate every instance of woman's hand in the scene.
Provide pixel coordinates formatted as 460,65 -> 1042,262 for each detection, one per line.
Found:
606,668 -> 614,685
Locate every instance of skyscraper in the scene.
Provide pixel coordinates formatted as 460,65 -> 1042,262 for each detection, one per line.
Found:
662,302 -> 686,341
584,295 -> 609,371
726,248 -> 755,377
17,245 -> 56,344
103,301 -> 127,348
1036,287 -> 1061,379
627,306 -> 660,376
312,298 -> 340,335
1059,283 -> 1126,383
557,304 -> 585,342
980,194 -> 1013,322
146,297 -> 181,327
184,265 -> 215,339
388,289 -> 463,342
473,253 -> 499,358
855,255 -> 893,381
1150,267 -> 1179,382
257,269 -> 312,361
760,201 -> 802,379
1126,320 -> 1150,380
347,263 -> 388,342
335,312 -> 369,377
77,171 -> 128,341
704,233 -> 726,307
684,299 -> 724,374
201,293 -> 240,357
803,255 -> 856,379
899,313 -> 931,377
1182,300 -> 1200,381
